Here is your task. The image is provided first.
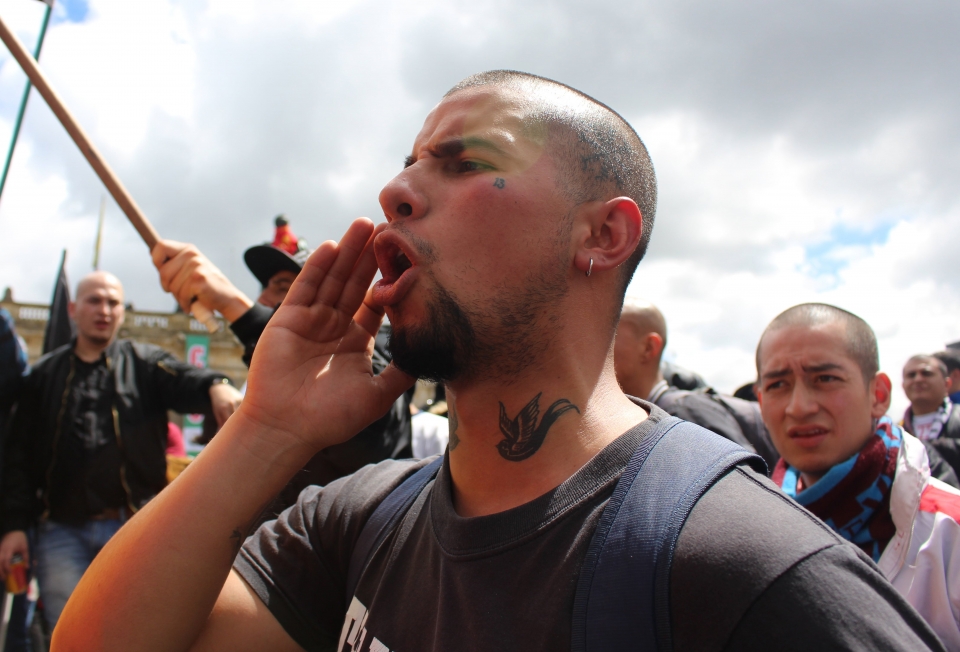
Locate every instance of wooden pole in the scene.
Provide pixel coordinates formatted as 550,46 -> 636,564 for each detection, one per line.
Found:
0,11 -> 219,332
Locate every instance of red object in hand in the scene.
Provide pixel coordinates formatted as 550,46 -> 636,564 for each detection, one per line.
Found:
6,554 -> 28,594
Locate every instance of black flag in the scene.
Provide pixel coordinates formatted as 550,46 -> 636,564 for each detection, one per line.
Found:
43,249 -> 74,354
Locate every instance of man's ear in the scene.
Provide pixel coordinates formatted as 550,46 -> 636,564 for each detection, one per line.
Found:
870,372 -> 893,418
574,197 -> 642,276
946,375 -> 953,392
643,332 -> 664,364
67,301 -> 76,320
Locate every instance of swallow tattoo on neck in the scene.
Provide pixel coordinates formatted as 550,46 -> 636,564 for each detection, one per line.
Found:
496,392 -> 580,461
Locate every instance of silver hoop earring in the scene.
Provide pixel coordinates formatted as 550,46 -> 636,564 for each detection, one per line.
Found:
586,258 -> 593,277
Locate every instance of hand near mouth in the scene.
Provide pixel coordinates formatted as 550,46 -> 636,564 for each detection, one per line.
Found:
238,217 -> 415,453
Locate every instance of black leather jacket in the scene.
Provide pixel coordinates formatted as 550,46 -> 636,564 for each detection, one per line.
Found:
1,339 -> 227,532
653,385 -> 780,472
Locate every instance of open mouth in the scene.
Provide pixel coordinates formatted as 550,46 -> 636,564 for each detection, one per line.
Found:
392,249 -> 413,280
375,236 -> 415,282
372,232 -> 420,307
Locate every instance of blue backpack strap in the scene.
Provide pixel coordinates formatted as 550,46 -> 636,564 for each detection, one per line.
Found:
345,456 -> 444,607
572,416 -> 766,652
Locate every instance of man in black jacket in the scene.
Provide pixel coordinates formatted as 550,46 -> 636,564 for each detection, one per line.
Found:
0,271 -> 241,630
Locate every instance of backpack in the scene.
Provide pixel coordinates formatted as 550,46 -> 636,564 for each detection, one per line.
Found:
345,416 -> 766,651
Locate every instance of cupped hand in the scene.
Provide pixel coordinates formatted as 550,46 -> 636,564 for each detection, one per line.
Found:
238,218 -> 414,452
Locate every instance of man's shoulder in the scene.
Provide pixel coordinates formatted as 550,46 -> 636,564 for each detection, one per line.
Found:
262,457 -> 436,550
656,388 -> 733,421
240,456 -> 433,563
677,464 -> 842,573
946,401 -> 960,436
27,342 -> 73,379
117,339 -> 166,359
671,464 -> 846,649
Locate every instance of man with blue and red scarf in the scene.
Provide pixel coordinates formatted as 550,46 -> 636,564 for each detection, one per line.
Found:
756,302 -> 960,650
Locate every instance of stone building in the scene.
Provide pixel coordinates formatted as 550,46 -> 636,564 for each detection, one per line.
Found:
1,289 -> 247,388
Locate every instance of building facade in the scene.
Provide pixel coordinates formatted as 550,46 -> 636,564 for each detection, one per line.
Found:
1,295 -> 247,388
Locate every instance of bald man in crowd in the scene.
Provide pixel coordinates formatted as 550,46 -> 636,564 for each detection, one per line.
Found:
615,298 -> 779,467
0,272 -> 242,630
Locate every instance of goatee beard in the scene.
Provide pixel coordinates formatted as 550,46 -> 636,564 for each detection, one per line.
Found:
388,283 -> 477,383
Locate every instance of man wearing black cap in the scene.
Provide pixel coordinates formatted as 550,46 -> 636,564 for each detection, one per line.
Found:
152,217 -> 412,503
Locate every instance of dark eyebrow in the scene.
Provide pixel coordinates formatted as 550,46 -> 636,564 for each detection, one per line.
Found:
761,362 -> 846,381
404,136 -> 509,169
761,368 -> 791,381
431,136 -> 506,158
434,138 -> 466,158
802,363 -> 844,374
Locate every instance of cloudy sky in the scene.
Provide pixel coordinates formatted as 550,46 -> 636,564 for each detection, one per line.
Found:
1,0 -> 958,414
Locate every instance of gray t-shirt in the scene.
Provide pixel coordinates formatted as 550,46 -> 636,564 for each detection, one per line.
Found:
235,404 -> 944,652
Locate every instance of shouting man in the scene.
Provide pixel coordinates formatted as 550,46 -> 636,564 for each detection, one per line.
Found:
57,73 -> 942,650
757,303 -> 960,649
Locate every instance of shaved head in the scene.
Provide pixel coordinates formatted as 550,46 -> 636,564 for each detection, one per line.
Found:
76,271 -> 124,302
619,297 -> 667,357
70,270 -> 125,353
614,298 -> 667,398
757,303 -> 878,383
446,71 -> 657,299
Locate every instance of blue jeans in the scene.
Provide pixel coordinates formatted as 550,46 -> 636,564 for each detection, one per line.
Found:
35,518 -> 123,630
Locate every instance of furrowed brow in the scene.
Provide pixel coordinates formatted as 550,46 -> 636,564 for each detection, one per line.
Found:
462,136 -> 508,157
761,368 -> 791,381
802,363 -> 844,374
433,138 -> 466,158
433,137 -> 507,159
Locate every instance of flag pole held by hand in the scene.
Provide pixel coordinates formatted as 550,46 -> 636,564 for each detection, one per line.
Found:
0,12 -> 220,333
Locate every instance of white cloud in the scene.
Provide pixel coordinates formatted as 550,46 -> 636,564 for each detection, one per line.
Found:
2,0 -> 959,422
628,109 -> 960,416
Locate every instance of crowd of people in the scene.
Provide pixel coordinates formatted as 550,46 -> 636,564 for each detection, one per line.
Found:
0,69 -> 958,650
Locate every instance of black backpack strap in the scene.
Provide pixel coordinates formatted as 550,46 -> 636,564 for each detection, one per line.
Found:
344,456 -> 443,607
572,416 -> 765,652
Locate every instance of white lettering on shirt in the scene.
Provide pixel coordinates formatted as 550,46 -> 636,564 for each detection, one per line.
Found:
339,597 -> 393,652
